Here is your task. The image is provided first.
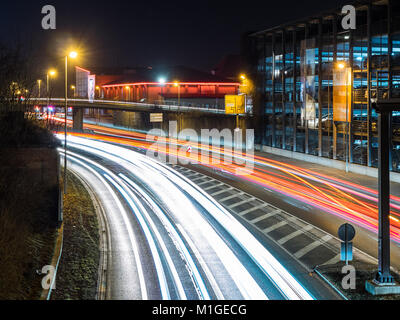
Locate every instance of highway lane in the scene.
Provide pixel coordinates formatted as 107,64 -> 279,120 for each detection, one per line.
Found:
60,134 -> 315,300
51,117 -> 400,271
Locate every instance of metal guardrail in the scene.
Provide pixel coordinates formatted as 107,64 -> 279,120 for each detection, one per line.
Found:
30,98 -> 229,115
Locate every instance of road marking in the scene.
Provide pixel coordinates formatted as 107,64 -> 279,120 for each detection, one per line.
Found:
210,187 -> 233,196
203,182 -> 224,191
262,220 -> 288,234
219,193 -> 244,202
185,173 -> 202,179
191,176 -> 208,183
250,209 -> 280,224
277,225 -> 314,245
238,203 -> 269,216
228,197 -> 256,209
294,235 -> 332,259
196,180 -> 214,186
176,224 -> 224,300
321,254 -> 340,266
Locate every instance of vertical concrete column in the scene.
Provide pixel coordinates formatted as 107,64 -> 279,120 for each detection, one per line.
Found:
72,107 -> 84,132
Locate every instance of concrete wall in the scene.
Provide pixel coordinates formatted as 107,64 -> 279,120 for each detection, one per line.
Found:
2,148 -> 61,222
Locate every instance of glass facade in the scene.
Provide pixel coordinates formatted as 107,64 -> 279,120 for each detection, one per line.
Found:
250,0 -> 400,172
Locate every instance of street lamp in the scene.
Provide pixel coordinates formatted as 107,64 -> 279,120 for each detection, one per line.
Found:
96,86 -> 101,99
158,77 -> 166,104
37,79 -> 42,98
125,86 -> 131,101
70,85 -> 76,97
46,69 -> 57,118
64,51 -> 78,194
173,81 -> 180,106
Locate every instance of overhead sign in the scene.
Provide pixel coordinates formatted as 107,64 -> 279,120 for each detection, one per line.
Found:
333,67 -> 352,122
225,95 -> 245,114
150,113 -> 163,123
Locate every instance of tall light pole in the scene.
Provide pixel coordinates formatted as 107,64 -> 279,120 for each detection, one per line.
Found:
125,86 -> 131,101
37,79 -> 41,99
64,51 -> 78,194
174,81 -> 180,106
158,77 -> 166,104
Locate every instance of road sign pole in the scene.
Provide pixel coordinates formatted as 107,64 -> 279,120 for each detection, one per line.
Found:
376,110 -> 394,284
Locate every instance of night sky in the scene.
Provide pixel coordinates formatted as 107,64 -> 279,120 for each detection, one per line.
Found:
1,0 -> 349,72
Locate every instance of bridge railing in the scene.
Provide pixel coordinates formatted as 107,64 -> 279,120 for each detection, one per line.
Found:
30,98 -> 227,114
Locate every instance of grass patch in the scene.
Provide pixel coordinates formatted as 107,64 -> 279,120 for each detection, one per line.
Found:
316,261 -> 400,300
51,172 -> 100,300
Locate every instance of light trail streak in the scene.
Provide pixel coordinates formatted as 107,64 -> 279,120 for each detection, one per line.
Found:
50,118 -> 400,243
61,134 -> 315,300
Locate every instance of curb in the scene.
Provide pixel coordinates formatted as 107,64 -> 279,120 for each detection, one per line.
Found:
40,224 -> 64,300
70,168 -> 111,300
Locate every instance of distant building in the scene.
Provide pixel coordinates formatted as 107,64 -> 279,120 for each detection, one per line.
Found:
75,65 -> 240,109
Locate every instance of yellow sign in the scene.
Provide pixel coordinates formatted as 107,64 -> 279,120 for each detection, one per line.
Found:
225,95 -> 245,114
333,67 -> 352,122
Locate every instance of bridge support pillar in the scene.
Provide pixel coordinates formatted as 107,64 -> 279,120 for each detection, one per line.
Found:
72,107 -> 84,132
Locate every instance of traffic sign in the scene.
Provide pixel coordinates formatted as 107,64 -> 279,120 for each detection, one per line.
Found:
338,223 -> 356,242
150,113 -> 163,123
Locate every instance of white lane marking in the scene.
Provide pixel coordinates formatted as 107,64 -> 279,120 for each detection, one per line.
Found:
66,150 -> 171,300
191,177 -> 208,183
63,135 -> 314,300
238,203 -> 268,216
67,154 -> 148,300
228,197 -> 256,209
203,182 -> 224,191
321,254 -> 340,266
250,209 -> 280,224
219,193 -> 244,202
278,225 -> 314,245
196,180 -> 214,186
118,178 -> 188,300
210,187 -> 233,196
294,235 -> 332,259
120,174 -> 211,300
263,220 -> 288,234
176,224 -> 225,300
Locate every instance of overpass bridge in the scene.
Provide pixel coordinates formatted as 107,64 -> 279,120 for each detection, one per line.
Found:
28,98 -> 239,131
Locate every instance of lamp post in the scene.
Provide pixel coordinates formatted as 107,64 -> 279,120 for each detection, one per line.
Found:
125,86 -> 130,101
158,77 -> 166,104
71,85 -> 76,97
64,51 -> 78,195
173,81 -> 180,106
37,79 -> 41,99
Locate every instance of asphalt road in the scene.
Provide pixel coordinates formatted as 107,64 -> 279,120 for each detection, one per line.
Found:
61,135 -> 320,300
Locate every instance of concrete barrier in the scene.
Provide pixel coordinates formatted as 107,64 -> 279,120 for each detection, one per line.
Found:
255,144 -> 400,183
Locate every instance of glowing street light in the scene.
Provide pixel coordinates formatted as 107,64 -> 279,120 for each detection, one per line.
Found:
64,50 -> 78,194
37,79 -> 42,98
158,77 -> 166,103
173,81 -> 181,106
337,62 -> 346,69
125,86 -> 131,101
69,51 -> 78,59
